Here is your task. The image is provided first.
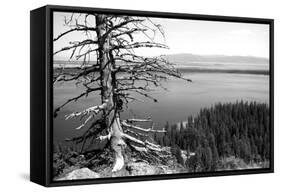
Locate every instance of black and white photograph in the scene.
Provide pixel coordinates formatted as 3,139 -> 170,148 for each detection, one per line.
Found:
52,10 -> 271,181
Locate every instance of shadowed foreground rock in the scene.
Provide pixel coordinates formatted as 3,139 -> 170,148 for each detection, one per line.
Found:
56,168 -> 100,180
126,162 -> 157,176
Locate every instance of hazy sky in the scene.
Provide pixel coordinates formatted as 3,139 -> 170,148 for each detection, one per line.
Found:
53,12 -> 270,59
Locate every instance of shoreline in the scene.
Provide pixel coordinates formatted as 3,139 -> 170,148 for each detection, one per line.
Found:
53,66 -> 269,76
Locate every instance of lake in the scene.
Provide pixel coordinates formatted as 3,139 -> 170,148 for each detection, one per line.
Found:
53,72 -> 269,142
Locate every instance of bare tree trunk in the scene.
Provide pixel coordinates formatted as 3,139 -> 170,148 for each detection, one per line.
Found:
96,15 -> 126,172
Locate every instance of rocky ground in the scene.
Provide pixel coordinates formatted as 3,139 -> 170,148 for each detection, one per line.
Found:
53,146 -> 186,181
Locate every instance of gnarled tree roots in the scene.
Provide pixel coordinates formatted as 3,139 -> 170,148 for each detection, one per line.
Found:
96,117 -> 169,172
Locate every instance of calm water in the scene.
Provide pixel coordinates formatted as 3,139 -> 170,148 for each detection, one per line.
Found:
53,72 -> 269,142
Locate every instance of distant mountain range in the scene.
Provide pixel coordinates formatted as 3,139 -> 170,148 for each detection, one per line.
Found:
55,53 -> 269,65
163,53 -> 269,65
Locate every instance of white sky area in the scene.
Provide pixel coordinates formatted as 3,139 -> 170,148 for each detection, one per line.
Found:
53,12 -> 270,60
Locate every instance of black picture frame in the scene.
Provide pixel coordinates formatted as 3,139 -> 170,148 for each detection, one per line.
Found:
30,4 -> 274,187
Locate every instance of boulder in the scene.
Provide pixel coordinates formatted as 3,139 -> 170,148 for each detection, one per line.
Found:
126,162 -> 158,176
56,168 -> 100,180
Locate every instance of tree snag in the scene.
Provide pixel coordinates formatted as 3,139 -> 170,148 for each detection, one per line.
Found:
53,13 -> 191,172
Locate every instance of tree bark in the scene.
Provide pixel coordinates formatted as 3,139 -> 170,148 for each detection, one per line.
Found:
96,15 -> 125,172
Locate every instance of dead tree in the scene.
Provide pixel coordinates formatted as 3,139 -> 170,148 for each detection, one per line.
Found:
53,13 -> 191,172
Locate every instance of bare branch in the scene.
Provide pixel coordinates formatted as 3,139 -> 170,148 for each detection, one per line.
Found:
98,133 -> 111,141
126,118 -> 152,123
74,115 -> 93,130
102,19 -> 144,39
124,128 -> 147,138
121,120 -> 166,133
112,41 -> 169,50
53,65 -> 100,83
54,40 -> 98,55
122,133 -> 163,152
53,87 -> 102,117
65,99 -> 108,120
54,27 -> 97,42
112,28 -> 147,41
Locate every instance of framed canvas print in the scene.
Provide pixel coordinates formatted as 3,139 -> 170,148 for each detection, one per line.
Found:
30,5 -> 274,187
